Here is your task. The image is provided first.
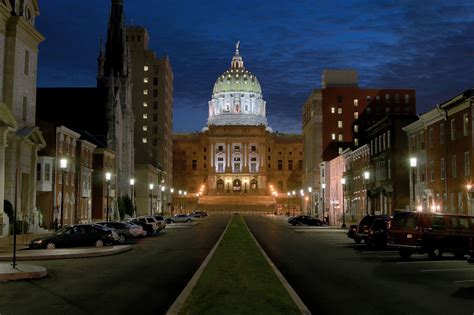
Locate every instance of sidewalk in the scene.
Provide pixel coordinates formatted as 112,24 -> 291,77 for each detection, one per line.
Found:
0,233 -> 51,253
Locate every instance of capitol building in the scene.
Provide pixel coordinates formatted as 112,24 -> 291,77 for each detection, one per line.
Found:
173,44 -> 302,212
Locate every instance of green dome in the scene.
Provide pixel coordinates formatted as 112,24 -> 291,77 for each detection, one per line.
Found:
212,68 -> 262,95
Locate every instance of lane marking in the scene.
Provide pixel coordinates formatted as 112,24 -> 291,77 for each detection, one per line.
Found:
453,279 -> 474,283
396,259 -> 467,265
420,267 -> 474,272
361,251 -> 397,254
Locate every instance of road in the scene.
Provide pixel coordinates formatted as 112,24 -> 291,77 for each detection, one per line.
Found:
245,215 -> 474,315
0,215 -> 230,315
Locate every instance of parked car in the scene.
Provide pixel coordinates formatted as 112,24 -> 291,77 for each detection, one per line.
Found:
97,222 -> 133,244
356,215 -> 390,244
190,211 -> 208,218
152,215 -> 167,231
121,221 -> 145,237
29,224 -> 117,249
288,215 -> 323,226
388,211 -> 474,259
128,219 -> 154,237
365,217 -> 391,247
166,214 -> 193,223
347,224 -> 361,243
137,216 -> 161,233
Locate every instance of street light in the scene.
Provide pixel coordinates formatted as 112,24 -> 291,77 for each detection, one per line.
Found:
178,190 -> 182,212
321,183 -> 326,224
363,171 -> 370,215
410,157 -> 417,210
59,158 -> 68,228
308,187 -> 313,216
466,184 -> 472,215
287,192 -> 290,215
292,190 -> 296,216
149,183 -> 154,215
341,177 -> 347,228
105,172 -> 112,221
184,191 -> 187,211
130,178 -> 136,218
161,185 -> 165,214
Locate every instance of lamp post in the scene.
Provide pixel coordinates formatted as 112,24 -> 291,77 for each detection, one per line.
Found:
292,190 -> 296,216
363,171 -> 370,215
341,177 -> 346,228
287,192 -> 290,215
178,190 -> 182,212
321,183 -> 326,224
161,185 -> 165,214
105,172 -> 111,221
308,187 -> 313,216
184,191 -> 187,212
59,158 -> 68,228
300,189 -> 304,215
149,183 -> 154,215
410,157 -> 417,210
467,184 -> 472,215
170,188 -> 174,215
130,178 -> 135,218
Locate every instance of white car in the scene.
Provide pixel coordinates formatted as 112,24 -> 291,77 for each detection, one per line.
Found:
153,215 -> 167,231
137,216 -> 161,232
123,221 -> 145,237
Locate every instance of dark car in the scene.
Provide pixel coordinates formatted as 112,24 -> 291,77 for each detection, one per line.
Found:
347,224 -> 361,243
365,217 -> 390,247
356,215 -> 390,244
97,222 -> 133,244
190,211 -> 208,218
288,215 -> 323,226
128,219 -> 155,237
29,224 -> 116,249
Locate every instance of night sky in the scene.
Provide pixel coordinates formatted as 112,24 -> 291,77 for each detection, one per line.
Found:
36,0 -> 474,133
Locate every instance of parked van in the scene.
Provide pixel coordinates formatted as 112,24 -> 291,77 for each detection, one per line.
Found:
388,211 -> 474,259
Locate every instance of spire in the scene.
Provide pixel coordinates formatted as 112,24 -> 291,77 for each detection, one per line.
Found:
231,41 -> 244,69
103,0 -> 127,77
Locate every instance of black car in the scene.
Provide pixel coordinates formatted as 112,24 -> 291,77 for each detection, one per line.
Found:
129,219 -> 155,236
347,224 -> 362,243
288,215 -> 323,226
97,222 -> 133,244
365,217 -> 390,247
190,211 -> 208,218
29,224 -> 116,249
356,215 -> 390,244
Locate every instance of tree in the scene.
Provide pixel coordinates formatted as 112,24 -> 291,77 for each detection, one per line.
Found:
3,200 -> 13,223
117,195 -> 134,220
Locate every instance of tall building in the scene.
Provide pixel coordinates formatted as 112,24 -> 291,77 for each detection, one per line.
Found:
97,0 -> 134,198
126,26 -> 173,212
173,44 -> 303,212
302,70 -> 416,219
0,0 -> 46,236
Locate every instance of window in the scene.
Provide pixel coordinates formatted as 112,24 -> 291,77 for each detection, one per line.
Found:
45,163 -> 51,181
429,128 -> 433,148
153,78 -> 158,86
420,131 -> 425,150
143,89 -> 148,95
387,131 -> 391,148
405,94 -> 409,104
192,160 -> 197,170
22,97 -> 27,121
24,50 -> 29,75
144,66 -> 149,71
153,101 -> 158,109
440,123 -> 445,144
288,160 -> 293,171
142,138 -> 147,143
338,147 -> 343,154
217,162 -> 224,173
250,158 -> 257,172
278,160 -> 283,171
142,125 -> 147,131
385,94 -> 390,101
298,160 -> 303,171
144,77 -> 149,83
331,133 -> 336,140
395,94 -> 400,103
143,102 -> 148,108
354,138 -> 359,146
143,113 -> 148,119
354,112 -> 358,119
463,113 -> 469,136
452,155 -> 457,178
338,107 -> 342,114
251,145 -> 256,152
353,99 -> 358,107
337,96 -> 343,102
218,145 -> 224,152
376,95 -> 380,103
354,125 -> 358,132
366,96 -> 371,103
441,158 -> 445,180
153,114 -> 158,122
338,134 -> 343,141
450,119 -> 456,140
465,151 -> 470,176
153,89 -> 158,97
388,159 -> 391,179
430,161 -> 434,181
36,163 -> 41,181
338,121 -> 343,128
331,107 -> 335,114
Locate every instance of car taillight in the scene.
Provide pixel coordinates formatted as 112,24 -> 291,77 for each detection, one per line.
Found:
406,233 -> 413,239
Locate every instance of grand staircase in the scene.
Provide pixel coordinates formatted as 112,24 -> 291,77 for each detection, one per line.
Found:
196,195 -> 276,213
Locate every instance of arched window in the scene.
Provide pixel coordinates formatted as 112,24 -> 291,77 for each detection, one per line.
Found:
250,179 -> 258,190
233,179 -> 242,192
217,179 -> 224,192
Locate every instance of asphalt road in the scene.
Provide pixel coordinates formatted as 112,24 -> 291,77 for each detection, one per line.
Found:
0,215 -> 230,315
245,215 -> 474,315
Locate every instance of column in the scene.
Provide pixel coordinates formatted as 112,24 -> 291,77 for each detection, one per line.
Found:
227,143 -> 231,166
210,143 -> 214,167
244,144 -> 247,167
0,128 -> 8,236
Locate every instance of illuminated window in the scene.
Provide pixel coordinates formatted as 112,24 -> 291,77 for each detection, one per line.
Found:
331,107 -> 335,114
144,66 -> 149,71
354,138 -> 359,146
143,102 -> 148,107
338,107 -> 342,114
143,114 -> 148,119
463,113 -> 469,136
353,99 -> 358,107
142,126 -> 147,131
142,138 -> 147,143
354,125 -> 358,132
331,133 -> 336,140
405,94 -> 409,104
338,134 -> 343,141
338,147 -> 343,154
143,90 -> 148,95
354,112 -> 358,119
338,121 -> 343,128
144,77 -> 149,83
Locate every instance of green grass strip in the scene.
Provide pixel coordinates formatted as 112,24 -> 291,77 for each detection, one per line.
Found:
180,215 -> 300,315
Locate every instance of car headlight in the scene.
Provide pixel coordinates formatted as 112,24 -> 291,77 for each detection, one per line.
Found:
33,240 -> 43,244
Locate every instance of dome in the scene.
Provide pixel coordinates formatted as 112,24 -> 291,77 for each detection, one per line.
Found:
212,68 -> 262,95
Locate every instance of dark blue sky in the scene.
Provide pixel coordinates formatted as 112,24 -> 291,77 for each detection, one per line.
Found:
36,0 -> 474,133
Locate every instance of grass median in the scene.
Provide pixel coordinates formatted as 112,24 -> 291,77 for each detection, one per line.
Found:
180,215 -> 300,314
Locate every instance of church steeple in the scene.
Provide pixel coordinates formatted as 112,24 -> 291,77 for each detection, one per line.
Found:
103,0 -> 128,77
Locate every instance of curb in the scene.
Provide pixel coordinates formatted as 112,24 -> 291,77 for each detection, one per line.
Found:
0,245 -> 132,261
294,229 -> 346,233
166,217 -> 232,315
243,218 -> 311,315
0,263 -> 47,282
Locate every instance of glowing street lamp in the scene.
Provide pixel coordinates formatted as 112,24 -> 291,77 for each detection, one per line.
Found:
363,171 -> 370,215
149,183 -> 154,215
341,177 -> 347,228
321,183 -> 326,223
130,178 -> 136,218
105,172 -> 112,221
410,157 -> 417,210
59,158 -> 68,228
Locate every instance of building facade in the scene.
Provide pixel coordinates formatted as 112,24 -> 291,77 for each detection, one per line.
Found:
0,0 -> 46,236
173,44 -> 303,212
